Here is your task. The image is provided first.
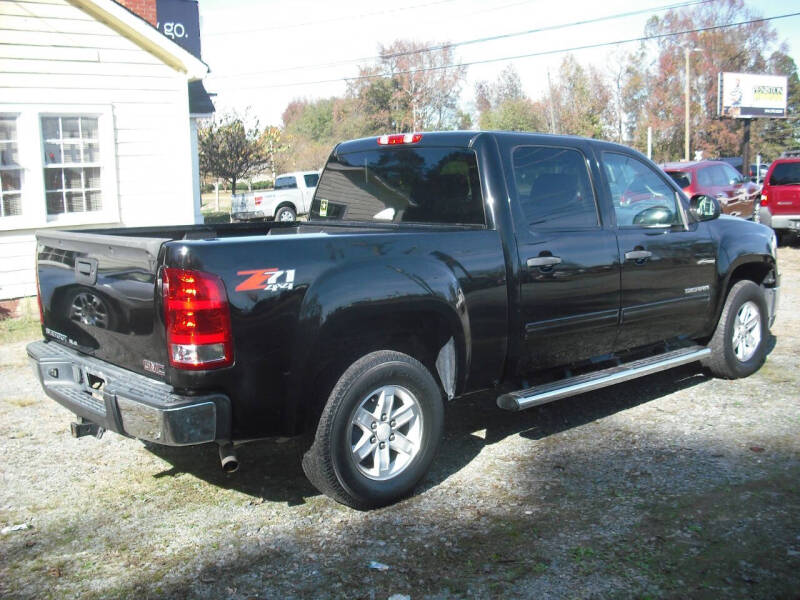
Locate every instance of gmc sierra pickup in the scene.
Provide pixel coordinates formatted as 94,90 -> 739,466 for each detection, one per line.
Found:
28,131 -> 779,509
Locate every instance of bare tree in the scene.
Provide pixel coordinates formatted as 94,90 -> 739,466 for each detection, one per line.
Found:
376,40 -> 467,131
198,111 -> 269,195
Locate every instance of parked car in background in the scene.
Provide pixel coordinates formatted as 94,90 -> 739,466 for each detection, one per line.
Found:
749,163 -> 770,183
759,157 -> 800,243
231,171 -> 319,222
661,160 -> 761,221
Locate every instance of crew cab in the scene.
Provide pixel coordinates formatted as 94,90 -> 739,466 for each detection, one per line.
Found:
230,170 -> 319,222
28,132 -> 779,509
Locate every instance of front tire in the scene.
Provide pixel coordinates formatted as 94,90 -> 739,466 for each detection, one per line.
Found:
703,280 -> 768,379
302,350 -> 444,509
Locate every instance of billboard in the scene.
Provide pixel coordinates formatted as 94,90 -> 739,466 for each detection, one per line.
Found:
156,0 -> 201,59
718,72 -> 788,118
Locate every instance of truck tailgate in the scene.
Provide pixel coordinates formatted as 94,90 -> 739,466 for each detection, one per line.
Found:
36,230 -> 170,379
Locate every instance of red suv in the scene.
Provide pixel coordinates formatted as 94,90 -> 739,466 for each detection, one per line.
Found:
760,157 -> 800,243
661,160 -> 760,220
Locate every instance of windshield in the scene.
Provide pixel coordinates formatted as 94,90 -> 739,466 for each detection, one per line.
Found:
311,147 -> 485,226
665,170 -> 692,188
768,162 -> 800,186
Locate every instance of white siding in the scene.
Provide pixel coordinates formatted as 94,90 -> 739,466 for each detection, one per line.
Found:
0,233 -> 36,299
0,0 -> 202,299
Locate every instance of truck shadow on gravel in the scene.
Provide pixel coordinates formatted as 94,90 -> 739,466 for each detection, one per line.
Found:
423,361 -> 716,493
143,352 -> 759,506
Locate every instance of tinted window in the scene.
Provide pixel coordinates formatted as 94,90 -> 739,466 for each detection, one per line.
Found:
312,147 -> 485,225
697,166 -> 714,187
275,176 -> 297,190
603,152 -> 680,227
769,162 -> 800,186
304,173 -> 319,188
666,170 -> 692,188
512,146 -> 598,229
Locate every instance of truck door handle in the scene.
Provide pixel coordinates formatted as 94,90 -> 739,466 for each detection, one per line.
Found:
624,250 -> 652,261
527,256 -> 562,268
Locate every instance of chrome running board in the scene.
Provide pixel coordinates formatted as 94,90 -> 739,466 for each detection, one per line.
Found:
497,346 -> 711,411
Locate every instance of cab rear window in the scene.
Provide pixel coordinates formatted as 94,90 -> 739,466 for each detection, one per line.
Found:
275,176 -> 297,190
311,147 -> 485,226
768,162 -> 800,186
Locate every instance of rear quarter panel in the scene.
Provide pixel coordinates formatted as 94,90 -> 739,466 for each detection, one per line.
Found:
162,227 -> 508,438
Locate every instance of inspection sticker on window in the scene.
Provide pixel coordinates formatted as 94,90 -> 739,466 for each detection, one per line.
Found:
319,198 -> 328,217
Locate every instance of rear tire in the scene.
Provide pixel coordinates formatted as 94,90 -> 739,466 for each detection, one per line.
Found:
275,205 -> 296,222
302,350 -> 444,509
702,280 -> 768,379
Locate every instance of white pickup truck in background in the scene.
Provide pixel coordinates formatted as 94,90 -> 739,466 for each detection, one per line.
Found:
230,171 -> 319,222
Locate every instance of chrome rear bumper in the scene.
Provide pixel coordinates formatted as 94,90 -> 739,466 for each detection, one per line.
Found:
27,340 -> 231,446
759,207 -> 800,231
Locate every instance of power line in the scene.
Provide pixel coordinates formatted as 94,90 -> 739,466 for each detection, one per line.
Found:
209,0 -> 712,79
203,0 -> 463,37
211,11 -> 800,92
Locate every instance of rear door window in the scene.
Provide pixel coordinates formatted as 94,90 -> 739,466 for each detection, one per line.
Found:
697,167 -> 714,187
511,146 -> 599,229
312,147 -> 485,225
304,173 -> 319,188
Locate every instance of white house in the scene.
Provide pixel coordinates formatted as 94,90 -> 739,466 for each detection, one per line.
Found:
0,0 -> 211,302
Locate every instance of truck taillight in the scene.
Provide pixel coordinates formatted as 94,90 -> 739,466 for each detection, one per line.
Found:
377,133 -> 422,145
760,192 -> 768,207
162,268 -> 233,370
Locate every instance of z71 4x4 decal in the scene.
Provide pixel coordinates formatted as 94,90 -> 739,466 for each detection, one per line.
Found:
235,269 -> 296,292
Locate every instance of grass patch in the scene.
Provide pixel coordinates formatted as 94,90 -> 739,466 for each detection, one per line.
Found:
201,191 -> 232,212
0,316 -> 41,344
597,467 -> 800,598
6,396 -> 39,408
754,360 -> 795,384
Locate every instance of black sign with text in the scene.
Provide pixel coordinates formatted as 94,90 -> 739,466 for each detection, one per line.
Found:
156,0 -> 201,58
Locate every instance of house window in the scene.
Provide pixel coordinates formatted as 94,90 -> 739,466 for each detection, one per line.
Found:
0,115 -> 23,217
42,116 -> 102,216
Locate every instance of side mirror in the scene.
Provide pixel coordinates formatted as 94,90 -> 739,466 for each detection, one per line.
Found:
689,194 -> 721,221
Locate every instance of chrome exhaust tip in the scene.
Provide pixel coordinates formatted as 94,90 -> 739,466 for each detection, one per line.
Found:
218,442 -> 239,473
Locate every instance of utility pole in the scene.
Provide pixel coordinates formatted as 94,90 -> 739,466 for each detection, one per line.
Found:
684,47 -> 702,161
684,46 -> 691,161
741,119 -> 751,179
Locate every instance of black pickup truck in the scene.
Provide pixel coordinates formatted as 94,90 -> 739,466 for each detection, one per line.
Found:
28,131 -> 779,508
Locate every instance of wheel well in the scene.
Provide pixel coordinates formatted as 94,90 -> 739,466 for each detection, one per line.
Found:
726,261 -> 774,295
300,310 -> 458,432
274,202 -> 296,215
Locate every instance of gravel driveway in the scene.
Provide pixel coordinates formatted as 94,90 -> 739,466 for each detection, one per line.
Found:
1,247 -> 799,600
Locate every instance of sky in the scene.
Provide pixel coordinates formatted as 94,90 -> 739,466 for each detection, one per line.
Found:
196,0 -> 800,126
